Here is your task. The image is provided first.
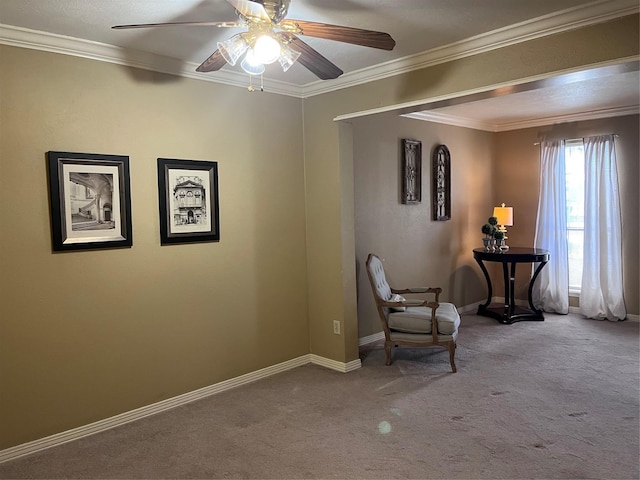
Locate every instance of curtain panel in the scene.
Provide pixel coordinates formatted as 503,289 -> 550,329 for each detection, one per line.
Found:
533,140 -> 569,314
580,135 -> 627,321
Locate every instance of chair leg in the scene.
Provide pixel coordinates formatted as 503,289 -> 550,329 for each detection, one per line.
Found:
384,341 -> 393,365
448,341 -> 457,373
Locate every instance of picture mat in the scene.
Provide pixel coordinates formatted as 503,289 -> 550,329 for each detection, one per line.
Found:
61,162 -> 124,243
167,168 -> 212,234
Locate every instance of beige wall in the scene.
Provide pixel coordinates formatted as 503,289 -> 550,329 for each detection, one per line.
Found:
0,46 -> 308,449
494,115 -> 640,313
353,113 -> 495,338
1,13 -> 638,451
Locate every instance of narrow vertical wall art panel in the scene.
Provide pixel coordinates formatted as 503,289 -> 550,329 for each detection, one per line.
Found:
432,144 -> 451,221
401,139 -> 422,204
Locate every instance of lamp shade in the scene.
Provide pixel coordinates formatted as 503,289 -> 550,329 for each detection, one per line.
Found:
278,42 -> 301,72
217,34 -> 248,66
493,203 -> 513,226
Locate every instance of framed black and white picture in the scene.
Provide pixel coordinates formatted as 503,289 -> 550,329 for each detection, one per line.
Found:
157,158 -> 220,245
47,151 -> 133,252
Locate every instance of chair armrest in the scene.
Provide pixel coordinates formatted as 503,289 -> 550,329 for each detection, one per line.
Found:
381,299 -> 440,309
391,287 -> 442,301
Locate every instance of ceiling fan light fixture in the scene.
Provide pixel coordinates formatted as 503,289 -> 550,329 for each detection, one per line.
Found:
241,49 -> 266,75
253,34 -> 281,64
278,43 -> 301,72
217,33 -> 248,66
113,0 -> 396,82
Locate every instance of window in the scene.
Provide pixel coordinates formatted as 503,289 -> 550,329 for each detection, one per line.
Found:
565,140 -> 584,293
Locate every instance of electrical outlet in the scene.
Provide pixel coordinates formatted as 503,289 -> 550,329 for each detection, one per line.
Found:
333,320 -> 341,335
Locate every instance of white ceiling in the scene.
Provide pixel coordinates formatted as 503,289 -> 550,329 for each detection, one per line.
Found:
1,0 -> 639,127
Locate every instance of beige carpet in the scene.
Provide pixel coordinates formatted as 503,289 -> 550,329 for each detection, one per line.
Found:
0,313 -> 638,479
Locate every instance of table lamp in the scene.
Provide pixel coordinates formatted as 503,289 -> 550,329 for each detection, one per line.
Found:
493,203 -> 513,245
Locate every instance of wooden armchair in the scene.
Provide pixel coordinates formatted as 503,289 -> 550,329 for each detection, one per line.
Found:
365,253 -> 461,372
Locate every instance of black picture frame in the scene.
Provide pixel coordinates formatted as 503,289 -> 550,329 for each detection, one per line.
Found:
47,151 -> 133,252
157,158 -> 220,245
432,144 -> 451,221
401,139 -> 422,205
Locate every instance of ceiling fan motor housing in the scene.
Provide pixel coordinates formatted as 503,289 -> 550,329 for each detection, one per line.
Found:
255,0 -> 291,23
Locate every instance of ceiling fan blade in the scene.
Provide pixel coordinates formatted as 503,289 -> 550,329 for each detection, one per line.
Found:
196,50 -> 227,73
112,21 -> 241,29
225,0 -> 270,22
280,20 -> 396,51
288,36 -> 343,80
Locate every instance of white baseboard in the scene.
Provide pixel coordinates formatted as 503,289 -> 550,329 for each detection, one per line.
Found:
455,303 -> 479,314
358,331 -> 385,346
568,305 -> 639,322
310,354 -> 362,373
0,353 -> 359,464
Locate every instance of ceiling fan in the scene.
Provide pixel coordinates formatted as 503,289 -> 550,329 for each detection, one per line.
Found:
113,0 -> 396,81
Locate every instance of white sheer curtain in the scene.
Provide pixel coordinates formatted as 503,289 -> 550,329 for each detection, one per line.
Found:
580,135 -> 627,321
533,140 -> 569,313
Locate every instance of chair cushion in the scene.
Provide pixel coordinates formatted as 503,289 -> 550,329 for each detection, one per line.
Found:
388,302 -> 460,335
389,294 -> 406,312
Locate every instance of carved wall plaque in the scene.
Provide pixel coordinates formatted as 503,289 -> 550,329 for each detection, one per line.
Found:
401,139 -> 422,205
432,144 -> 451,221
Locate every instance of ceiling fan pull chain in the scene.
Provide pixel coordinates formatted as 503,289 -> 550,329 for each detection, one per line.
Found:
247,72 -> 265,92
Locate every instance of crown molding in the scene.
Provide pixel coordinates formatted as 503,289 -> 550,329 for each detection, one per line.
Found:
0,0 -> 637,99
403,111 -> 497,132
492,105 -> 640,131
0,24 -> 304,97
404,105 -> 640,132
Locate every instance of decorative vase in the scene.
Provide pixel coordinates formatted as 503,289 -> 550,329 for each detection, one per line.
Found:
482,238 -> 492,251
